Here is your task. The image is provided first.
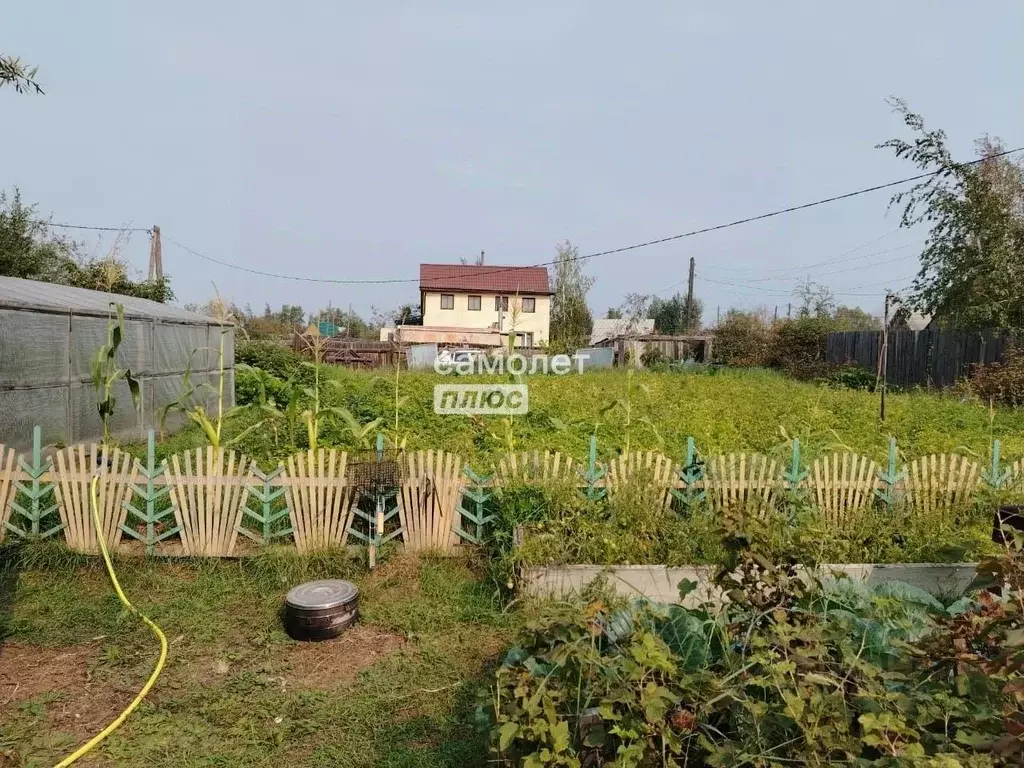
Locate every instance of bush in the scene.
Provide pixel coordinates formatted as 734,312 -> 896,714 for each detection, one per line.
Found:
827,364 -> 877,391
235,339 -> 304,379
480,536 -> 1022,766
970,343 -> 1024,406
712,310 -> 775,366
770,315 -> 834,377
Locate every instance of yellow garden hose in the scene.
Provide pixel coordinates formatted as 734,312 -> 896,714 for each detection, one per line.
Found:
53,475 -> 168,767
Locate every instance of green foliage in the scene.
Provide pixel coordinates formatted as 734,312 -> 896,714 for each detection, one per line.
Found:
92,303 -> 141,446
879,99 -> 1024,329
826,363 -> 877,391
235,339 -> 305,381
514,480 -> 994,567
711,309 -> 775,366
970,343 -> 1024,406
649,292 -> 703,334
481,534 -> 1023,766
549,240 -> 595,352
0,189 -> 171,301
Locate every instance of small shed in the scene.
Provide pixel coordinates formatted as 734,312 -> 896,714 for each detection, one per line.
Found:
0,277 -> 234,450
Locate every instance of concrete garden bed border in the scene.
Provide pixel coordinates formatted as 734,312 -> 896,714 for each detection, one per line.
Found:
520,563 -> 979,607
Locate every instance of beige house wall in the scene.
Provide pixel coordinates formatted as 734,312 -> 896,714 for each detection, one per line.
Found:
421,291 -> 551,345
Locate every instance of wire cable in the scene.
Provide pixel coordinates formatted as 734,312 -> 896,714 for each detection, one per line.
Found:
53,475 -> 169,768
36,222 -> 152,234
164,146 -> 1024,286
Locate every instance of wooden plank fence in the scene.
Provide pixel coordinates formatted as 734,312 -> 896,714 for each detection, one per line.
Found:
826,328 -> 1016,388
0,429 -> 1019,557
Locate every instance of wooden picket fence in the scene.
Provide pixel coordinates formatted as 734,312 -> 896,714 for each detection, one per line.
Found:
0,428 -> 1015,558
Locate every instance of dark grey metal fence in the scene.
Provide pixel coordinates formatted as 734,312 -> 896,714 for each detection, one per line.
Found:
826,329 -> 1017,388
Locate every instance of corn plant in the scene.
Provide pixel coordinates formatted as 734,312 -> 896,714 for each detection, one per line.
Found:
93,302 -> 140,447
160,296 -> 259,450
333,406 -> 383,450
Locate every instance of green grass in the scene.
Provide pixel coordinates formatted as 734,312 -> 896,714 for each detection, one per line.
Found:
0,543 -> 515,767
172,365 -> 1024,469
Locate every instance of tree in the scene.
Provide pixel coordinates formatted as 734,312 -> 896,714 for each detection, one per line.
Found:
0,189 -> 78,281
549,240 -> 595,351
648,292 -> 704,334
794,279 -> 836,319
833,305 -> 881,331
0,55 -> 42,94
606,307 -> 622,319
879,99 -> 1024,329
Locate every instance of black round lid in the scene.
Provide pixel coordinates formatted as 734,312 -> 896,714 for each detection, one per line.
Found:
285,579 -> 359,610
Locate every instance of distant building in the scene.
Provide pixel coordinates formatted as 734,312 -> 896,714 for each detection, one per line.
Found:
590,318 -> 655,345
888,299 -> 934,331
417,263 -> 552,347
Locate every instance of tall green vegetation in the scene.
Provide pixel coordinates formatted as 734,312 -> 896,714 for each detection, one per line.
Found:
0,189 -> 173,301
880,98 -> 1024,329
549,240 -> 595,352
93,303 -> 141,447
649,291 -> 703,334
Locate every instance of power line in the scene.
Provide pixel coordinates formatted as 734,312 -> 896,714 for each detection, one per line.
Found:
164,145 -> 1024,285
702,241 -> 922,284
35,221 -> 152,234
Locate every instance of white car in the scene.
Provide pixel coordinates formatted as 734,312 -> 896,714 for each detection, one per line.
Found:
436,348 -> 482,366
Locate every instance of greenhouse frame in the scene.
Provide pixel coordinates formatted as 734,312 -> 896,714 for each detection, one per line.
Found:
0,276 -> 234,451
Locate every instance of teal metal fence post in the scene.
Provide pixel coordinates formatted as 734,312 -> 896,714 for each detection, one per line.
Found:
670,436 -> 706,512
783,438 -> 808,490
6,426 -> 61,539
874,437 -> 905,511
239,463 -> 290,545
581,435 -> 606,501
455,467 -> 494,544
982,438 -> 1011,490
121,430 -> 178,555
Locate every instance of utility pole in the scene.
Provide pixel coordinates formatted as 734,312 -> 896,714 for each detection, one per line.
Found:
716,306 -> 720,325
787,302 -> 791,319
773,305 -> 778,323
147,225 -> 163,281
879,292 -> 891,421
685,256 -> 696,332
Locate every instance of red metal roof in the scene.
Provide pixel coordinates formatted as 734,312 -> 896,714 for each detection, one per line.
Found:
419,263 -> 551,294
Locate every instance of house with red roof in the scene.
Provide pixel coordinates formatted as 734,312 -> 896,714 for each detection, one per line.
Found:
413,263 -> 553,348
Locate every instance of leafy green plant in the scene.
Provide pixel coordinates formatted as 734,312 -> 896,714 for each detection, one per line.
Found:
92,302 -> 140,446
481,531 -> 1020,766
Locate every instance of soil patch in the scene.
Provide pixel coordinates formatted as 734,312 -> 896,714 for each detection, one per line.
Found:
0,641 -> 132,739
283,624 -> 406,689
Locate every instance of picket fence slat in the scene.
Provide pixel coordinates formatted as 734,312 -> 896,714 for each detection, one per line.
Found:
704,453 -> 778,516
52,444 -> 137,552
496,450 -> 575,484
399,449 -> 464,552
284,448 -> 356,553
166,447 -> 252,556
604,451 -> 679,510
810,452 -> 878,529
902,454 -> 980,523
0,445 -> 17,542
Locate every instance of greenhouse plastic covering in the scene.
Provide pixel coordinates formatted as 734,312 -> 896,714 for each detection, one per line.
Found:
0,277 -> 235,451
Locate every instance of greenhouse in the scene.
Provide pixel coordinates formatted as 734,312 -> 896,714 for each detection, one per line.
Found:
0,276 -> 234,451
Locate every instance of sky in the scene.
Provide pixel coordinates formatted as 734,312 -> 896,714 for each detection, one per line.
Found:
3,2 -> 1022,323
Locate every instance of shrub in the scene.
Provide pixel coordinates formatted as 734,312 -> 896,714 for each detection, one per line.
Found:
970,343 -> 1024,406
480,535 -> 1022,766
235,339 -> 304,380
770,315 -> 835,377
827,363 -> 877,391
712,310 -> 776,366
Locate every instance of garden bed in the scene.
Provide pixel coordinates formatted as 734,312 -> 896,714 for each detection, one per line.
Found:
520,561 -> 979,605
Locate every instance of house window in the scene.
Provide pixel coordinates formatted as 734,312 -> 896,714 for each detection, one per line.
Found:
440,294 -> 454,310
515,332 -> 535,348
468,295 -> 481,311
522,297 -> 536,313
495,296 -> 509,311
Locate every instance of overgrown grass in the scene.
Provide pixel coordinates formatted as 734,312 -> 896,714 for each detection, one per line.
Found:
154,365 -> 1024,469
0,543 -> 515,767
